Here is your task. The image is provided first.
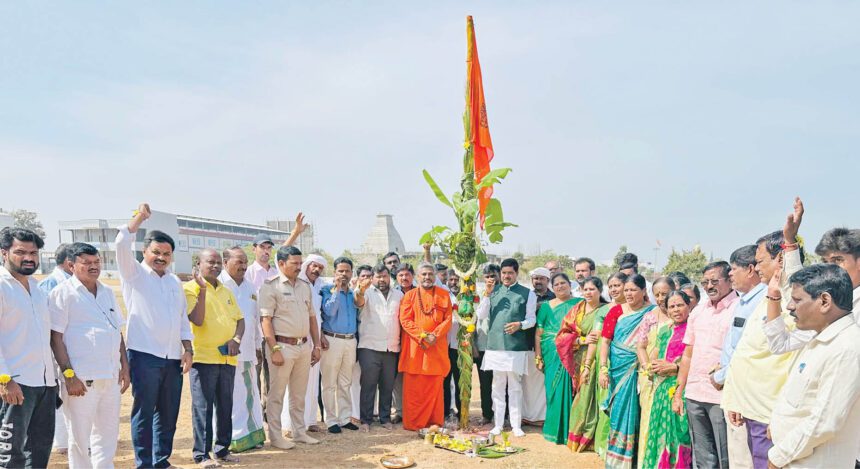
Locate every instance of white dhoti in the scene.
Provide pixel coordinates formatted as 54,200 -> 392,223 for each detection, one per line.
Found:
231,361 -> 265,452
62,379 -> 121,469
481,350 -> 527,431
725,410 -> 754,469
282,359 -> 321,430
521,350 -> 546,423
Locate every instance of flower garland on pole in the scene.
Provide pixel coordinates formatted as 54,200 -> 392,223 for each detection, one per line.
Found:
420,16 -> 516,429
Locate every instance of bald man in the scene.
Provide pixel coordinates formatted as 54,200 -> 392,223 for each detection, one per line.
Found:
184,249 -> 245,466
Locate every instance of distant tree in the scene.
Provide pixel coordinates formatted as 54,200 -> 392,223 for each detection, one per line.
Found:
662,246 -> 709,282
522,251 -> 574,275
612,245 -> 629,271
511,251 -> 526,265
11,209 -> 45,238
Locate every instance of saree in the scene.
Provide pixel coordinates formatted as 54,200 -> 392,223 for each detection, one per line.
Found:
563,303 -> 610,453
643,322 -> 692,468
592,304 -> 613,458
604,305 -> 655,469
637,312 -> 672,467
539,297 -> 584,444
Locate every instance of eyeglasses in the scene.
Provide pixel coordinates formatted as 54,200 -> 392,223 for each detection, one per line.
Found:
701,279 -> 725,286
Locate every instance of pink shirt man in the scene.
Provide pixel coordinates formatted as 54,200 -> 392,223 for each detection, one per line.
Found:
245,261 -> 278,292
682,291 -> 739,404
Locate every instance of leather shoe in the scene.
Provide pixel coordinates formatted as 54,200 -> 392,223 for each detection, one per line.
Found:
342,422 -> 359,431
328,425 -> 342,434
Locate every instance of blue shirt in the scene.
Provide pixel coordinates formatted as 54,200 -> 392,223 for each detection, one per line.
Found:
714,283 -> 766,384
320,285 -> 359,335
37,267 -> 71,295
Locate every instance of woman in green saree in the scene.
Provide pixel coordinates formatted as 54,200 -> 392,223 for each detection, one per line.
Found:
535,273 -> 584,444
560,276 -> 607,452
635,277 -> 676,467
598,274 -> 656,469
643,291 -> 692,468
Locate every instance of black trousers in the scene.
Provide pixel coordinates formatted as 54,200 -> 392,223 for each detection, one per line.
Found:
0,384 -> 57,469
357,348 -> 398,424
474,351 -> 494,420
190,363 -> 235,462
443,348 -> 462,418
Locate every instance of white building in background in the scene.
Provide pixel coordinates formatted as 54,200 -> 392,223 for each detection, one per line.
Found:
360,214 -> 406,256
58,210 -> 314,275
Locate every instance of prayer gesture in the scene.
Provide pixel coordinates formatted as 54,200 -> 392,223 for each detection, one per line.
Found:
782,196 -> 804,244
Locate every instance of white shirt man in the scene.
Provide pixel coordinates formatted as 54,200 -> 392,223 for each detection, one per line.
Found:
36,249 -> 73,454
356,271 -> 403,429
0,233 -> 58,469
116,226 -> 192,360
115,207 -> 194,469
219,267 -> 265,451
49,275 -> 126,469
764,262 -> 860,469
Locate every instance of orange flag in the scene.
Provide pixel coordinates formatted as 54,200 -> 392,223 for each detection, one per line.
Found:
466,16 -> 494,228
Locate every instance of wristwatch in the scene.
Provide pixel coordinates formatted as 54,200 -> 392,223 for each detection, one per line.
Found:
232,336 -> 242,344
272,344 -> 284,352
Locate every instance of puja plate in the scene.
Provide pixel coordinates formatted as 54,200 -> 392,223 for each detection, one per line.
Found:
379,454 -> 415,469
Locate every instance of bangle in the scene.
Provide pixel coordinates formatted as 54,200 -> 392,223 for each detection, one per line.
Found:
232,336 -> 242,344
599,365 -> 609,374
766,295 -> 782,302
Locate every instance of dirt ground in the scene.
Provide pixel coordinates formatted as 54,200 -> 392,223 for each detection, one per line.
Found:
47,382 -> 603,469
45,279 -> 603,469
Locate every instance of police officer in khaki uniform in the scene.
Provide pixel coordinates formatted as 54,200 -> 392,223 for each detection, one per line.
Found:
258,245 -> 322,449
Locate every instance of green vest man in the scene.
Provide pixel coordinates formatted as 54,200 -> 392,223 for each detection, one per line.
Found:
476,258 -> 537,437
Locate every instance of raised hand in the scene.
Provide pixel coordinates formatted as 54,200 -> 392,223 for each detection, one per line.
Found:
293,212 -> 308,235
193,271 -> 208,289
484,278 -> 496,296
783,196 -> 804,244
129,203 -> 152,233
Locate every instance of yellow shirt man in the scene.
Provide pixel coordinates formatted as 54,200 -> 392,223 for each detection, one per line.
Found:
184,280 -> 244,366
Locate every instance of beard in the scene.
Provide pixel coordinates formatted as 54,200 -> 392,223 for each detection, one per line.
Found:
10,260 -> 38,276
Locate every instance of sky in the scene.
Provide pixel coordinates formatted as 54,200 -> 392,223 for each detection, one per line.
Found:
1,2 -> 858,268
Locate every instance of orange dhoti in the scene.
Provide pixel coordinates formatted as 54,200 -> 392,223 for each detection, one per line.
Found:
402,373 -> 445,431
398,286 -> 453,431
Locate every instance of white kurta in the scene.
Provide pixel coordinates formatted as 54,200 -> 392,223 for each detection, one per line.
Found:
768,315 -> 860,468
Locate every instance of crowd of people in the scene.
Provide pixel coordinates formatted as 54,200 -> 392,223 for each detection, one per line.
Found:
1,198 -> 859,469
